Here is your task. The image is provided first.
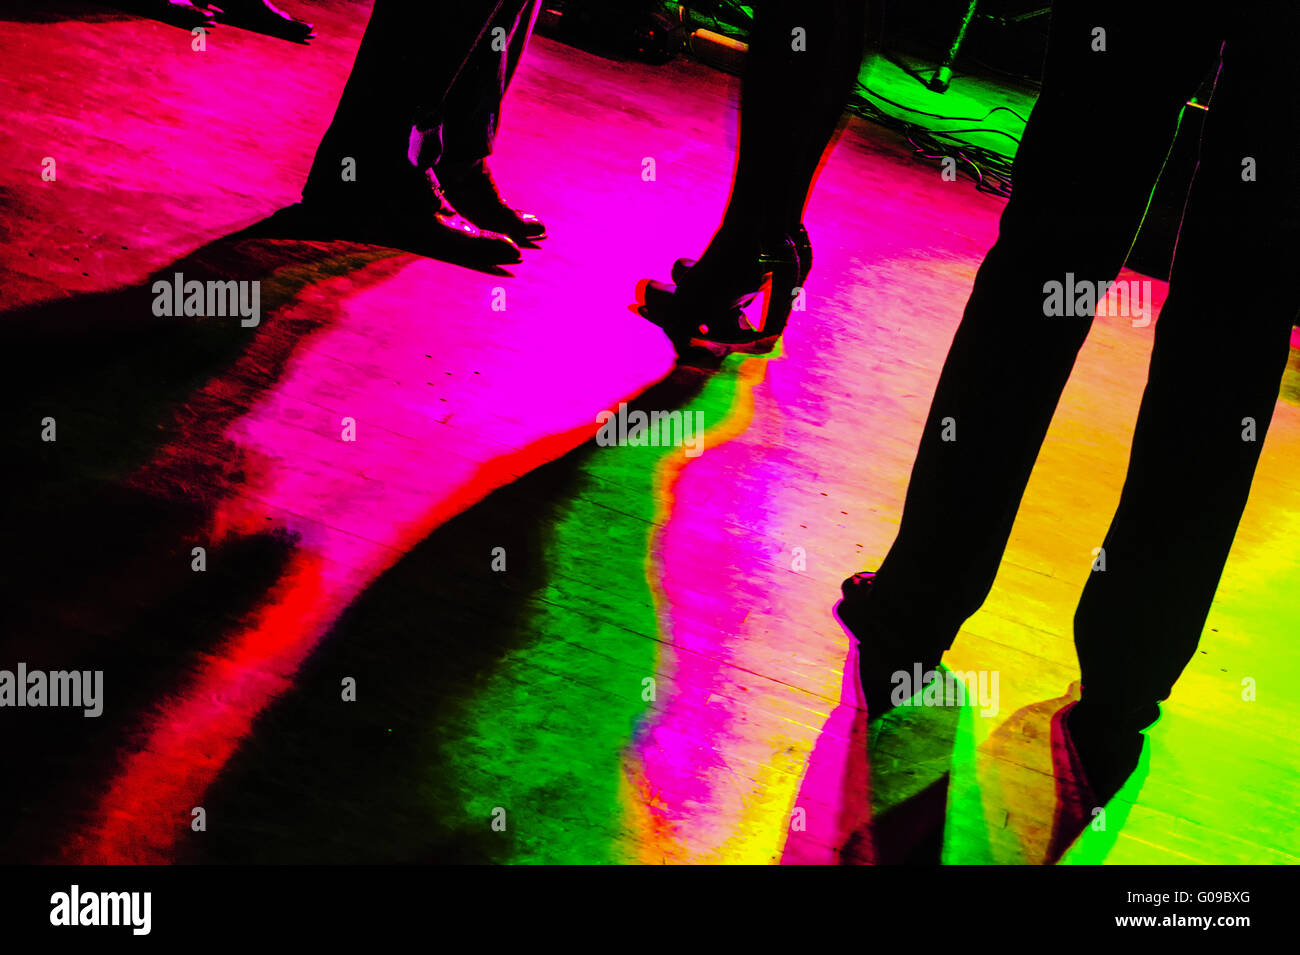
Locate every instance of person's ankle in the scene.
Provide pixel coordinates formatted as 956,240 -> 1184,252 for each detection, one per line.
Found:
1072,697 -> 1160,734
437,158 -> 491,189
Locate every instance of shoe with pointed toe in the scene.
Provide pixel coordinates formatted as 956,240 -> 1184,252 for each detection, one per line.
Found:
440,160 -> 546,243
300,167 -> 522,266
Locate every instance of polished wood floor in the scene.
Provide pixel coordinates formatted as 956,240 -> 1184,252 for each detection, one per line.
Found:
2,0 -> 1298,865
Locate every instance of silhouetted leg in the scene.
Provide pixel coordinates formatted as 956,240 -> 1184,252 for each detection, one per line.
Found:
299,0 -> 526,262
302,0 -> 507,199
439,0 -> 540,172
1074,5 -> 1300,723
866,2 -> 1224,660
780,3 -> 870,231
692,0 -> 867,272
435,0 -> 547,242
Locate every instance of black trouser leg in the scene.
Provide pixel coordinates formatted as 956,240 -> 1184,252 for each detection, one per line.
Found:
867,2 -> 1223,660
437,0 -> 539,170
701,0 -> 866,253
303,0 -> 509,198
1074,5 -> 1300,722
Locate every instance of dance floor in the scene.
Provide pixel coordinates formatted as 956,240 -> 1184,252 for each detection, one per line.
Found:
2,1 -> 1299,865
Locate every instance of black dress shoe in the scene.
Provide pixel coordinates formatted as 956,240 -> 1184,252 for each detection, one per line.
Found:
416,168 -> 523,264
835,571 -> 944,718
440,160 -> 547,242
209,0 -> 315,41
300,167 -> 522,266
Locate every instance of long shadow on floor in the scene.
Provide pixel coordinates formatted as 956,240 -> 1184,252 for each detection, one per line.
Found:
0,215 -> 442,861
781,654 -> 962,866
174,367 -> 726,864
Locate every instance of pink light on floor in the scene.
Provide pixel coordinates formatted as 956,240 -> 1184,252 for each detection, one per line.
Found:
61,250 -> 674,863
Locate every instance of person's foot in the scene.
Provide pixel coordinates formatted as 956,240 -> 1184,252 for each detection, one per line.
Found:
1046,699 -> 1150,861
300,166 -> 522,266
439,160 -> 546,243
208,0 -> 315,41
834,571 -> 945,719
1061,699 -> 1151,804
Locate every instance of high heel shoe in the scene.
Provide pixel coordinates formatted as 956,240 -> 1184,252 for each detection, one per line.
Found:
641,236 -> 800,357
671,224 -> 813,288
